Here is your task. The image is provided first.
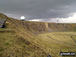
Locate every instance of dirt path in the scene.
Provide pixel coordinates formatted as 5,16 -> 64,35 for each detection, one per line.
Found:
71,36 -> 76,44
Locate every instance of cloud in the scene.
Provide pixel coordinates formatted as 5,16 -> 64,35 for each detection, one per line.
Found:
27,19 -> 43,21
0,0 -> 76,23
57,13 -> 76,23
27,13 -> 76,23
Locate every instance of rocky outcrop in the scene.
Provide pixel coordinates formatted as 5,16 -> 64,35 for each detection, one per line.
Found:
0,13 -> 7,28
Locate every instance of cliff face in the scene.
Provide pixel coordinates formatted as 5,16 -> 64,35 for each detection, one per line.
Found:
48,23 -> 76,32
16,21 -> 76,33
22,21 -> 49,33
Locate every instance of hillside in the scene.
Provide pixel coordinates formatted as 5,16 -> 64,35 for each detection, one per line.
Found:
0,13 -> 76,57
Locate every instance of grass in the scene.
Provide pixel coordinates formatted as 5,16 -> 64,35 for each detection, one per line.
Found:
0,47 -> 4,52
4,42 -> 9,46
0,28 -> 6,31
37,32 -> 76,57
0,28 -> 47,57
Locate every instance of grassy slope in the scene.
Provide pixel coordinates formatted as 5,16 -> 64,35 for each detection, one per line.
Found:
0,16 -> 47,57
0,30 -> 47,57
0,14 -> 76,57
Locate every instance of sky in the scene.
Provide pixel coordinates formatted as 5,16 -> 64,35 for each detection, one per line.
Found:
0,0 -> 76,23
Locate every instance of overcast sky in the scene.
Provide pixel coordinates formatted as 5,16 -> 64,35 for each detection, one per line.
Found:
0,0 -> 76,23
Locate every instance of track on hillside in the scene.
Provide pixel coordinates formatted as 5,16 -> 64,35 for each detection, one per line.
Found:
47,35 -> 76,47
